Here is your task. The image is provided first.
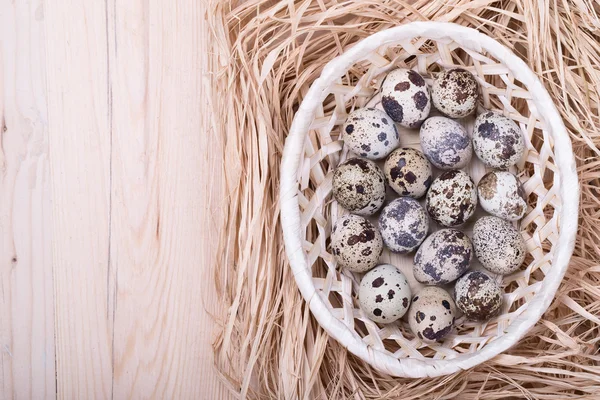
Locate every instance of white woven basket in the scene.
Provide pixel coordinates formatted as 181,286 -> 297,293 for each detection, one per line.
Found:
280,22 -> 579,378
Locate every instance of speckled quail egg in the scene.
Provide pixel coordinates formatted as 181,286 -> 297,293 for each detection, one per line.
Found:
432,68 -> 479,118
426,170 -> 477,227
359,264 -> 412,324
413,229 -> 473,285
342,108 -> 400,160
332,158 -> 386,216
473,216 -> 526,275
379,198 -> 429,254
477,171 -> 527,221
384,148 -> 433,198
473,111 -> 525,169
331,214 -> 384,273
409,287 -> 456,342
380,68 -> 431,128
420,117 -> 472,170
455,271 -> 503,321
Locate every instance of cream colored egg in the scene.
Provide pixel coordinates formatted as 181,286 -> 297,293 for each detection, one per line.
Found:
359,264 -> 412,324
342,108 -> 400,160
432,68 -> 479,118
477,171 -> 527,221
384,148 -> 433,198
426,170 -> 477,227
380,68 -> 431,128
473,216 -> 526,275
408,287 -> 456,342
379,198 -> 429,254
331,214 -> 383,273
413,229 -> 473,285
332,158 -> 386,216
473,111 -> 525,169
420,117 -> 472,170
455,271 -> 503,321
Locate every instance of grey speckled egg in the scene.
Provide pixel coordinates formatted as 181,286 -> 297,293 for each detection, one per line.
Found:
473,111 -> 525,169
379,198 -> 429,254
331,214 -> 384,273
432,68 -> 479,118
477,171 -> 527,221
426,170 -> 477,227
455,271 -> 503,321
473,216 -> 526,275
413,229 -> 473,285
420,117 -> 472,170
359,264 -> 412,324
332,158 -> 386,216
342,108 -> 400,160
408,287 -> 456,342
384,148 -> 433,198
380,69 -> 431,128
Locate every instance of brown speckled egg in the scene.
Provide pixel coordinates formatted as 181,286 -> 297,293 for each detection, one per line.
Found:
359,264 -> 412,324
420,117 -> 472,170
426,170 -> 477,227
332,158 -> 386,216
413,229 -> 473,285
384,148 -> 433,198
379,197 -> 429,254
477,171 -> 527,221
409,287 -> 456,342
342,108 -> 400,160
455,271 -> 503,321
473,216 -> 526,275
331,214 -> 383,273
473,111 -> 525,169
432,68 -> 479,118
380,69 -> 431,128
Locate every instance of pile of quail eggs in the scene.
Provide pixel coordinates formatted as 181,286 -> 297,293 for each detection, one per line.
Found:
331,67 -> 527,343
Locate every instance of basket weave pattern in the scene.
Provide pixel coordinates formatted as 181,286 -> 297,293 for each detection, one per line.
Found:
281,23 -> 578,377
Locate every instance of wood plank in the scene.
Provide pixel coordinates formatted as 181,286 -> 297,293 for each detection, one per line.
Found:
44,0 -> 113,398
108,1 -> 229,398
0,0 -> 55,398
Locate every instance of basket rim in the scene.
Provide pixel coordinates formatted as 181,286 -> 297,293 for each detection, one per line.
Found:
280,21 -> 579,378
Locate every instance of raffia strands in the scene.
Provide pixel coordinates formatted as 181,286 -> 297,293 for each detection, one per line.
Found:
207,1 -> 600,398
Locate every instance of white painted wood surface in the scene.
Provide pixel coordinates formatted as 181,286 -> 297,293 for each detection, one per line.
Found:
1,1 -> 228,398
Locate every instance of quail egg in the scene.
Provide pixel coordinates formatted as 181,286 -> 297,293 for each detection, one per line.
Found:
383,148 -> 433,198
426,170 -> 477,227
379,197 -> 429,254
408,287 -> 456,342
380,68 -> 431,128
331,214 -> 383,273
420,116 -> 472,170
332,158 -> 386,216
477,170 -> 527,221
342,108 -> 400,160
413,229 -> 473,285
473,216 -> 526,275
432,68 -> 479,118
455,271 -> 503,321
359,264 -> 412,324
473,111 -> 525,169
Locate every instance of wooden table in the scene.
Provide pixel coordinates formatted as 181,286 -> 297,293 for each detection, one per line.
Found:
1,1 -> 229,398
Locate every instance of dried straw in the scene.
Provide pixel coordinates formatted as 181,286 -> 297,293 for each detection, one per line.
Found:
207,1 -> 600,398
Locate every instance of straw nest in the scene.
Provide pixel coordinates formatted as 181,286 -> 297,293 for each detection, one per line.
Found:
208,1 -> 600,398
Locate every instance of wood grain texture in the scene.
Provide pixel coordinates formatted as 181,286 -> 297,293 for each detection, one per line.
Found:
45,0 -> 113,398
0,0 -> 55,399
1,0 -> 228,398
107,1 -> 228,398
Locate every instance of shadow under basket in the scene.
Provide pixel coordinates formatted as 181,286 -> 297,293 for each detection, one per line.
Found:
280,22 -> 579,378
